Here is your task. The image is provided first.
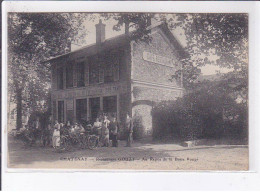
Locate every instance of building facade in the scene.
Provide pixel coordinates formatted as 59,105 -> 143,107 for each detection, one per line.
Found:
48,20 -> 186,136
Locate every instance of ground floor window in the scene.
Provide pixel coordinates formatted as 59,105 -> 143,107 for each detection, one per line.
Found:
103,96 -> 117,118
76,99 -> 87,122
58,101 -> 64,123
89,97 -> 100,122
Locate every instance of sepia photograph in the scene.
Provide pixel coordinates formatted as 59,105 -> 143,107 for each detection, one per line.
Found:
6,11 -> 248,171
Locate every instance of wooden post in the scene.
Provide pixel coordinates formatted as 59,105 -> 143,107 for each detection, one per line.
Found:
100,96 -> 103,112
117,94 -> 120,122
87,98 -> 90,121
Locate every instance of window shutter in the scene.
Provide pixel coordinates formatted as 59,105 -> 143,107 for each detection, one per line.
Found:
113,59 -> 120,81
73,63 -> 77,87
52,66 -> 57,90
99,65 -> 104,83
84,61 -> 89,86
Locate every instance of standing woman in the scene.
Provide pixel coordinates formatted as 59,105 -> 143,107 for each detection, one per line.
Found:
126,114 -> 133,147
52,120 -> 61,148
102,115 -> 110,147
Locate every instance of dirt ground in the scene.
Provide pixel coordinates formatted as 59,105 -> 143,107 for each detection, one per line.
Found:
7,135 -> 249,171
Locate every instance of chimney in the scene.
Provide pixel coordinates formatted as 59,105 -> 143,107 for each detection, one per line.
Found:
95,19 -> 106,44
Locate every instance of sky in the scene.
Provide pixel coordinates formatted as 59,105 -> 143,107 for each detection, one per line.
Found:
72,15 -> 232,76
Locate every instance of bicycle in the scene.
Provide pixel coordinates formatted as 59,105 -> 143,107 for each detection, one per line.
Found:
85,132 -> 100,150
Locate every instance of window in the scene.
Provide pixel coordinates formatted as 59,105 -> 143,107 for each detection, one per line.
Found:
113,59 -> 120,81
57,67 -> 64,89
76,99 -> 87,122
66,65 -> 73,88
104,56 -> 120,83
88,54 -> 120,85
77,62 -> 85,87
89,57 -> 99,84
89,97 -> 100,121
58,101 -> 64,123
104,63 -> 114,83
103,96 -> 117,116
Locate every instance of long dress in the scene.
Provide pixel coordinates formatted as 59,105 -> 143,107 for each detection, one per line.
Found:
102,119 -> 110,146
52,123 -> 60,148
126,117 -> 133,147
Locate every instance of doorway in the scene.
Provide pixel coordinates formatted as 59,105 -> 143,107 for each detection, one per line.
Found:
76,99 -> 87,122
89,97 -> 100,121
103,96 -> 117,118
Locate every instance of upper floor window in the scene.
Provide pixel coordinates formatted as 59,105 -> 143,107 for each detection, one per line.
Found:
104,55 -> 120,83
104,63 -> 114,83
77,62 -> 85,87
66,65 -> 73,88
86,53 -> 121,85
89,57 -> 100,84
57,67 -> 64,89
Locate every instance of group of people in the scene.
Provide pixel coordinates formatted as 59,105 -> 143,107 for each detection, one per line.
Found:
25,113 -> 134,149
51,113 -> 134,148
92,115 -> 119,147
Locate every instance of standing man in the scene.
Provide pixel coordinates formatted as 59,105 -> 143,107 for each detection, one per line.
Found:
125,114 -> 133,147
110,117 -> 119,147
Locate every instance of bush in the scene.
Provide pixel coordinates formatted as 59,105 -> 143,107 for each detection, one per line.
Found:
133,114 -> 145,140
152,82 -> 248,142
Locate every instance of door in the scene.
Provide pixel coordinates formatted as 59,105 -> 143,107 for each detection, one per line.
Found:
89,97 -> 100,121
103,96 -> 117,118
76,99 -> 88,122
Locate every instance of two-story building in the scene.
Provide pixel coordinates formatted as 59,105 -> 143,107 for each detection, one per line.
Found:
47,20 -> 187,136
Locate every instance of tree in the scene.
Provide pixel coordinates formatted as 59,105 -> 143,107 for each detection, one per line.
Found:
8,13 -> 248,129
101,13 -> 155,42
8,13 -> 88,129
152,79 -> 248,142
101,13 -> 248,90
164,13 -> 248,89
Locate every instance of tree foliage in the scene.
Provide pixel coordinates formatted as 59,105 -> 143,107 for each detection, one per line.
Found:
152,80 -> 248,142
8,13 -> 88,128
163,13 -> 248,88
101,13 -> 155,43
102,13 -> 248,88
8,12 -> 248,131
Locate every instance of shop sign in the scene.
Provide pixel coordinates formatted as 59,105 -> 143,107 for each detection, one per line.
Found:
53,84 -> 127,99
143,51 -> 175,67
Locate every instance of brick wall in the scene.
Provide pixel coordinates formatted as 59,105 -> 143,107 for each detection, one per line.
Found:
132,86 -> 182,103
131,28 -> 181,87
130,27 -> 184,137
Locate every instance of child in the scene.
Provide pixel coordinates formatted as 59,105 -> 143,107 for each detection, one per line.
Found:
52,120 -> 60,148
